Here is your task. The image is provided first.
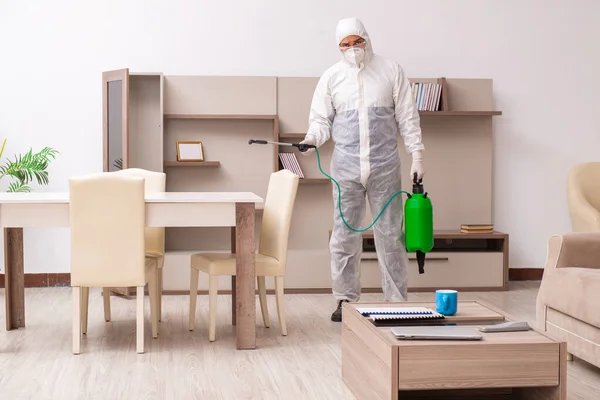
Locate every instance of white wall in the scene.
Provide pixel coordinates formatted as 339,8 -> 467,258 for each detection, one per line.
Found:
0,0 -> 598,273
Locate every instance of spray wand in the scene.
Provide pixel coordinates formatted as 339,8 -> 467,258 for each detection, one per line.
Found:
248,139 -> 434,273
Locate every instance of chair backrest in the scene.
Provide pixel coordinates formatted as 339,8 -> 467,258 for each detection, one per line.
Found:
112,168 -> 166,254
567,162 -> 600,231
69,173 -> 147,287
258,169 -> 299,267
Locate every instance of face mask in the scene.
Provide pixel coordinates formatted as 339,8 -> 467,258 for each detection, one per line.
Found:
344,47 -> 365,65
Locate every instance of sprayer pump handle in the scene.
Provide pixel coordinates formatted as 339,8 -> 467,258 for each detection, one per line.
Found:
413,172 -> 423,184
296,143 -> 317,152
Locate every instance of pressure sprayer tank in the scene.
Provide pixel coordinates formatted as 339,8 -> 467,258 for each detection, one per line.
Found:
404,174 -> 434,274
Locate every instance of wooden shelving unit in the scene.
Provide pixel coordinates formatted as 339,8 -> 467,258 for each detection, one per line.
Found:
102,70 -> 506,293
164,113 -> 277,120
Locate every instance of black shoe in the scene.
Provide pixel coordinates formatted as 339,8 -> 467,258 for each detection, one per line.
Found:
331,300 -> 349,322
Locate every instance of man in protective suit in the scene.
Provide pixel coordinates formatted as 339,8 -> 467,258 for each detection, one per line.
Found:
300,17 -> 425,322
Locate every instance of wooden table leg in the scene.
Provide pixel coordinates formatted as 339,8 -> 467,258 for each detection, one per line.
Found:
231,276 -> 237,326
4,227 -> 25,330
230,227 -> 236,326
235,203 -> 255,349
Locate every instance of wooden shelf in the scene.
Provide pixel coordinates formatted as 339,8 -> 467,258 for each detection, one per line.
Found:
164,113 -> 277,120
299,178 -> 330,184
163,161 -> 221,167
277,111 -> 502,138
279,133 -> 305,139
433,230 -> 507,239
358,230 -> 507,239
419,111 -> 502,116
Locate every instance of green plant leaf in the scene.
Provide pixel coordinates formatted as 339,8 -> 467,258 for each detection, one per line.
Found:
0,146 -> 59,186
113,157 -> 123,170
7,181 -> 31,192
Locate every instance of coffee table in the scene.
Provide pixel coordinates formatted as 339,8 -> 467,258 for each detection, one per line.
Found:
341,300 -> 566,399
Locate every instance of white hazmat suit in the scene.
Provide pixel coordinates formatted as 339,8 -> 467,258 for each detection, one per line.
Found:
301,17 -> 425,315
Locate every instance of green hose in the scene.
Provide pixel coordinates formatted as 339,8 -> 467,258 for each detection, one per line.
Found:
314,147 -> 410,233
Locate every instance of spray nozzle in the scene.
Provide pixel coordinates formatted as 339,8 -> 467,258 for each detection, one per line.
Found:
248,139 -> 268,145
416,250 -> 426,274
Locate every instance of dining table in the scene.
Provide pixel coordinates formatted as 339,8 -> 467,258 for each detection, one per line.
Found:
0,191 -> 263,350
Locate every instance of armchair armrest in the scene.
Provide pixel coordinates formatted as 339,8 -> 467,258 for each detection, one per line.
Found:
550,232 -> 600,269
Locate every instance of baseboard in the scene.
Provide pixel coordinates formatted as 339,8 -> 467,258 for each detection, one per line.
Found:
508,268 -> 544,281
0,273 -> 71,288
0,270 -> 543,290
162,289 -> 335,296
164,288 -> 373,295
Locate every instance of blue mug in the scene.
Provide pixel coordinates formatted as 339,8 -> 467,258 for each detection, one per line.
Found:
436,289 -> 458,316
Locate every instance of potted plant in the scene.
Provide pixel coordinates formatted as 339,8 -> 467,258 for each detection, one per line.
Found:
0,138 -> 59,192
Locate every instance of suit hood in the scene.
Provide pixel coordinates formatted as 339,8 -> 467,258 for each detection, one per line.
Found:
335,17 -> 374,64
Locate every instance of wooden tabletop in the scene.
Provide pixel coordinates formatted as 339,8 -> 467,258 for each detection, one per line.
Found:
345,300 -> 556,347
0,191 -> 264,204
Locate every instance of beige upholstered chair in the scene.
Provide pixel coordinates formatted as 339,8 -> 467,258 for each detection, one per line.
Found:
536,232 -> 600,367
567,162 -> 600,231
188,169 -> 299,341
70,173 -> 160,354
537,163 -> 600,364
104,168 -> 166,323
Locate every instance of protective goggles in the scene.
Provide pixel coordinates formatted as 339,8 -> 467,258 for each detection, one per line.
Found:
339,37 -> 366,49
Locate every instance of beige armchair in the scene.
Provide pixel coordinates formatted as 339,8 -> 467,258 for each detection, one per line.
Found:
70,173 -> 161,354
567,162 -> 600,231
188,169 -> 299,341
536,232 -> 600,367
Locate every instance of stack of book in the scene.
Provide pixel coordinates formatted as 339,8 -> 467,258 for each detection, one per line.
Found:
278,152 -> 304,178
411,82 -> 443,111
460,224 -> 494,234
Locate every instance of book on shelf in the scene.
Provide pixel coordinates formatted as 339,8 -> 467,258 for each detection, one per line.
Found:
279,152 -> 304,178
411,81 -> 443,111
460,224 -> 494,234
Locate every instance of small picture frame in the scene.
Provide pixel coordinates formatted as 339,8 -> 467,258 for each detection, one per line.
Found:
176,141 -> 204,162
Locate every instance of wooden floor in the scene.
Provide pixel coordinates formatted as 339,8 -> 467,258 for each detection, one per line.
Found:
0,281 -> 599,399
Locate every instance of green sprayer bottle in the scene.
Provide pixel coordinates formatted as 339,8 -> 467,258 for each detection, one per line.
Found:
404,173 -> 434,274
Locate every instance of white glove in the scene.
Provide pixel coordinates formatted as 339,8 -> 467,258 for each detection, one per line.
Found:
299,134 -> 316,156
410,151 -> 424,181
